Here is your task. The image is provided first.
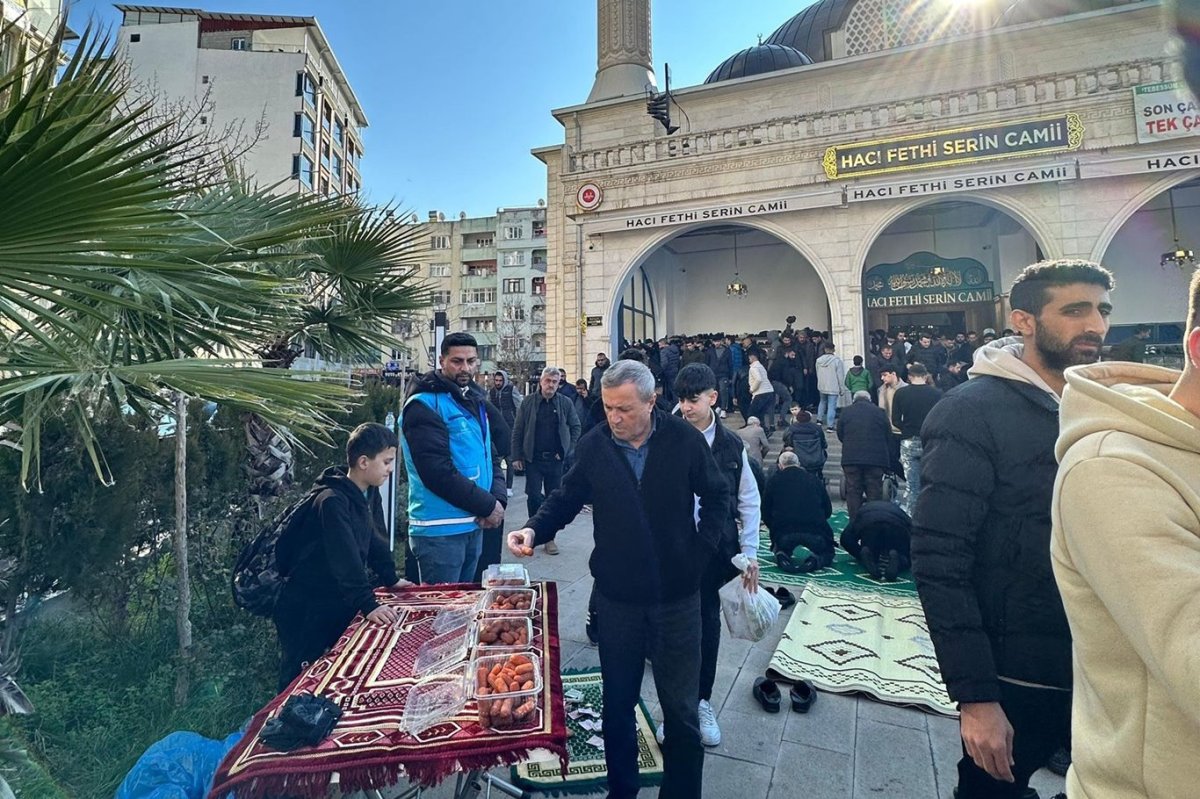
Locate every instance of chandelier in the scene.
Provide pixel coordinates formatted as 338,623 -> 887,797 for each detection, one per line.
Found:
1161,187 -> 1196,268
726,230 -> 748,297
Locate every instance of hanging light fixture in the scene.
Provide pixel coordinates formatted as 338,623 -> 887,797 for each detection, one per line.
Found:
726,229 -> 748,297
1161,186 -> 1196,268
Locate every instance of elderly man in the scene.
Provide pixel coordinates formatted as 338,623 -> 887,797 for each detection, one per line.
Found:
511,366 -> 581,556
735,415 -> 770,469
762,451 -> 834,573
836,390 -> 893,520
509,360 -> 729,799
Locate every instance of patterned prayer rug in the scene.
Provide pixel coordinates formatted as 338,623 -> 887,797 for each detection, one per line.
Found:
209,583 -> 568,799
756,510 -> 918,598
511,668 -> 664,796
766,582 -> 956,716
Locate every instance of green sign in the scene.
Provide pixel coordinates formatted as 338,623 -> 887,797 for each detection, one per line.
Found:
824,113 -> 1084,180
864,252 -> 994,309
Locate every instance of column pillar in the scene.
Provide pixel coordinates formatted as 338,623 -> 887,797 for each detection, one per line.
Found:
587,0 -> 657,103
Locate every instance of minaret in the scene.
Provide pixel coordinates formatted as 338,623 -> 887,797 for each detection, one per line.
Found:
587,0 -> 657,103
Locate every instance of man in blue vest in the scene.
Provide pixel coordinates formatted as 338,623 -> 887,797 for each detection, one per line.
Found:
401,332 -> 507,583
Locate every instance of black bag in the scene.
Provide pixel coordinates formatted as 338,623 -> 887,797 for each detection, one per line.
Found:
231,492 -> 318,617
259,693 -> 342,751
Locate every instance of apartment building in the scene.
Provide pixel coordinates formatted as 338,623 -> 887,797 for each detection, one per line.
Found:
115,4 -> 365,195
496,206 -> 549,378
0,0 -> 65,72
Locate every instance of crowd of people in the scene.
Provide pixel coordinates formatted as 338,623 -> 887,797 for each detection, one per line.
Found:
260,260 -> 1200,799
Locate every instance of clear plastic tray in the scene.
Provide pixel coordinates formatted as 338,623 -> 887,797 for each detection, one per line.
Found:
472,651 -> 543,731
481,563 -> 530,588
398,663 -> 469,737
472,616 -> 533,653
413,624 -> 469,677
432,597 -> 483,634
479,587 -> 537,618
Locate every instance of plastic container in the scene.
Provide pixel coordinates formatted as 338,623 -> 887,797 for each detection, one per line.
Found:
398,663 -> 469,737
472,651 -> 543,731
479,587 -> 537,618
472,616 -> 533,654
413,625 -> 469,677
481,563 -> 530,588
432,597 -> 483,635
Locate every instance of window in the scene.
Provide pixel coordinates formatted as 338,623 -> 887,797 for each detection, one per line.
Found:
504,304 -> 526,322
334,117 -> 345,147
198,115 -> 208,125
502,251 -> 525,267
531,277 -> 546,296
501,336 -> 528,352
470,319 -> 496,333
477,345 -> 495,361
460,288 -> 496,304
431,290 -> 451,306
294,113 -> 316,147
129,33 -> 141,43
431,235 -> 449,250
231,37 -> 248,50
429,264 -> 451,278
319,177 -> 330,195
296,72 -> 317,108
532,225 -> 546,238
322,104 -> 332,132
332,153 -> 343,181
503,278 -> 525,294
320,141 -> 331,171
292,153 -> 314,188
201,75 -> 209,84
504,225 -> 524,240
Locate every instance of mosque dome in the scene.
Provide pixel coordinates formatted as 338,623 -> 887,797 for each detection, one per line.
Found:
995,0 -> 1140,28
704,43 -> 814,84
763,0 -> 857,64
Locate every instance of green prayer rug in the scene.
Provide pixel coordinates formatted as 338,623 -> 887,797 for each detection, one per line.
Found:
757,510 -> 918,598
510,668 -> 664,796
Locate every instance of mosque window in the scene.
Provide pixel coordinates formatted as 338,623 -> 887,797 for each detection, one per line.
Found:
842,0 -> 978,58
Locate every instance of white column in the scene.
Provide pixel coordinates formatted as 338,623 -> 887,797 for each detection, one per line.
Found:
587,0 -> 657,103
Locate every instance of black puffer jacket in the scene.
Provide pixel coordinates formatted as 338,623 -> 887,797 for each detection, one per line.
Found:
836,398 -> 892,469
911,368 -> 1069,704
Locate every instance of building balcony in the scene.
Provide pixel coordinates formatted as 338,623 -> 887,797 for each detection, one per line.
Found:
460,302 -> 497,319
462,246 -> 495,261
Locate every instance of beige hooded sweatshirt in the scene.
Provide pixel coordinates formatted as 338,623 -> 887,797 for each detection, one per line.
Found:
1052,361 -> 1200,799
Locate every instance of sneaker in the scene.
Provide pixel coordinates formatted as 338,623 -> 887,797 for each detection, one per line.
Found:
698,699 -> 721,746
543,540 -> 559,555
585,610 -> 598,647
1047,746 -> 1071,777
581,505 -> 593,514
506,488 -> 514,497
655,721 -> 665,745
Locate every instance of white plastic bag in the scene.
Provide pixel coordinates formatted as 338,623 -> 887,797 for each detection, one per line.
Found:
718,556 -> 780,642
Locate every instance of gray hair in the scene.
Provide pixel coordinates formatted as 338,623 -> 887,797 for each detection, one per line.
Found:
745,416 -> 761,426
778,451 -> 800,468
540,366 -> 560,379
853,390 -> 871,402
600,359 -> 655,402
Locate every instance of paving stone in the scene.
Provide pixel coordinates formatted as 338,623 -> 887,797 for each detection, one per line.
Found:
782,689 -> 857,754
856,696 -> 930,730
702,752 -> 773,797
927,712 -> 963,798
706,662 -> 740,716
1029,767 -> 1067,798
769,740 -> 852,799
853,719 -> 937,798
708,707 -> 787,766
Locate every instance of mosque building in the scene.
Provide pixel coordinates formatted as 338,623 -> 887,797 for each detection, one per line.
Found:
533,0 -> 1195,374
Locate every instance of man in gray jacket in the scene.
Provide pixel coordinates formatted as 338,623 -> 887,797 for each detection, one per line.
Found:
511,366 -> 581,554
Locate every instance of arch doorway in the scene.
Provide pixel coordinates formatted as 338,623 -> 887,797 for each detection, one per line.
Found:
862,200 -> 1043,340
613,223 -> 831,349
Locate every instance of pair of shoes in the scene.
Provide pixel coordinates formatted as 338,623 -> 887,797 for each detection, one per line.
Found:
770,586 -> 796,610
883,548 -> 900,582
585,610 -> 598,647
543,541 -> 559,555
1047,746 -> 1071,777
697,699 -> 721,746
506,488 -> 513,497
753,677 -> 782,713
790,680 -> 817,713
580,504 -> 592,514
860,544 -> 882,580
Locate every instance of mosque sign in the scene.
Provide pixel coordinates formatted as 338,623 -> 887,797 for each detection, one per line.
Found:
1134,81 -> 1200,144
824,114 -> 1084,180
863,252 -> 994,309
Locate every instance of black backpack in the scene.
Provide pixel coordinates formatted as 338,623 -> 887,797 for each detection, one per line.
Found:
231,492 -> 319,617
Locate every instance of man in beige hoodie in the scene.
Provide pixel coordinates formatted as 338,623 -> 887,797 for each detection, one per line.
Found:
1052,270 -> 1200,799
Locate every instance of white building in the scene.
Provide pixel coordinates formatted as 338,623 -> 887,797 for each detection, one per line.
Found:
0,0 -> 65,72
496,206 -> 550,378
115,4 -> 365,195
536,0 -> 1196,376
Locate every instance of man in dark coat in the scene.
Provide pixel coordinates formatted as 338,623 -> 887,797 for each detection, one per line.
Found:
908,332 -> 948,381
840,500 -> 911,581
912,260 -> 1113,798
489,369 -> 521,495
660,337 -> 682,403
508,360 -> 729,799
835,391 -> 893,520
762,451 -> 833,572
868,343 -> 907,384
511,366 -> 581,555
589,352 -> 611,395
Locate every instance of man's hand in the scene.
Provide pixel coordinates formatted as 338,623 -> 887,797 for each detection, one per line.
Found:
365,604 -> 399,626
960,701 -> 1015,782
511,460 -> 524,471
390,579 -> 416,590
742,559 -> 760,593
507,528 -> 536,557
477,501 -> 504,529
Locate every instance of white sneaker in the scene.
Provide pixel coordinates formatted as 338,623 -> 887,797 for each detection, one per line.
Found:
698,699 -> 721,747
655,721 -> 665,745
506,488 -> 514,497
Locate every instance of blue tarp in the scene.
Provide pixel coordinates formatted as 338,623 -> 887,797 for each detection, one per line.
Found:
114,731 -> 242,799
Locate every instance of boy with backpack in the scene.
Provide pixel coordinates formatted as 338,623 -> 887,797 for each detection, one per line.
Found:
271,422 -> 412,690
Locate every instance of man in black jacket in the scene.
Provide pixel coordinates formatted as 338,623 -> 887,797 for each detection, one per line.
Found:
508,360 -> 729,799
589,352 -> 611,395
511,366 -> 581,555
840,500 -> 911,581
836,390 -> 893,520
273,423 -> 413,691
489,370 -> 521,496
891,363 -> 943,516
912,260 -> 1113,798
762,451 -> 833,572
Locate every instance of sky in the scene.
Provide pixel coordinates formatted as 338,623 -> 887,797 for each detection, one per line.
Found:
66,0 -> 804,216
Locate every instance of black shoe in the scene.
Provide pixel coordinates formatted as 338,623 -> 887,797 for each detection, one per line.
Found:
772,587 -> 796,610
585,610 -> 598,647
789,680 -> 817,713
884,548 -> 900,582
1047,746 -> 1070,777
956,790 -> 1040,799
860,544 -> 881,579
752,677 -> 782,713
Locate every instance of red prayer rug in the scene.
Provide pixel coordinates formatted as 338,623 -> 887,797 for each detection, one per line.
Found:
209,582 -> 568,799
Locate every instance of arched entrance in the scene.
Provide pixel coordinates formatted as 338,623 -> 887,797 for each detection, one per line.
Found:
1094,176 -> 1197,346
612,223 -> 831,349
861,200 -> 1043,339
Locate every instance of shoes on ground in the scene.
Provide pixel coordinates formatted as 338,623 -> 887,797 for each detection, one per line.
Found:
753,676 -> 782,713
698,699 -> 721,746
655,720 -> 665,745
1047,746 -> 1071,777
543,541 -> 559,555
585,610 -> 598,647
771,586 -> 796,610
581,505 -> 593,514
883,548 -> 900,582
954,788 -> 1041,799
861,544 -> 882,580
506,488 -> 513,497
789,680 -> 817,713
